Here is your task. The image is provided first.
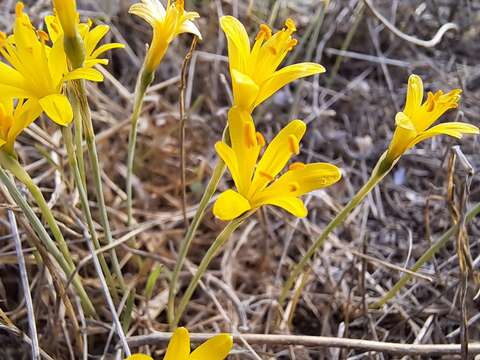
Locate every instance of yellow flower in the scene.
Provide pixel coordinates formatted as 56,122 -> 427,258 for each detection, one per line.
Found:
0,3 -> 103,126
125,355 -> 153,360
129,0 -> 202,73
213,107 -> 341,221
45,15 -> 125,68
0,99 -> 41,155
386,74 -> 479,162
220,16 -> 325,113
125,327 -> 233,360
51,0 -> 78,38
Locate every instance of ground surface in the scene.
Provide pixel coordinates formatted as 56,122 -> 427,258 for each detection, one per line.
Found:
1,0 -> 480,359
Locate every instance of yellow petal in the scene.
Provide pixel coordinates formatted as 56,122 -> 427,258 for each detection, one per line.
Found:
408,122 -> 479,149
124,354 -> 153,360
39,94 -> 73,126
213,190 -> 251,221
0,62 -> 29,98
84,59 -> 110,67
250,120 -> 306,196
215,141 -> 241,191
220,16 -> 250,74
48,36 -> 68,86
164,327 -> 190,360
177,19 -> 202,40
129,0 -> 166,26
226,106 -> 262,194
45,15 -> 61,43
63,68 -> 104,82
259,196 -> 307,218
52,0 -> 79,38
189,334 -> 233,360
394,112 -> 415,131
256,162 -> 341,203
403,74 -> 423,118
90,43 -> 125,60
255,63 -> 325,108
231,69 -> 259,112
84,24 -> 110,55
6,99 -> 42,154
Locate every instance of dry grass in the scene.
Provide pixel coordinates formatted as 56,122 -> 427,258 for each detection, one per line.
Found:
1,0 -> 480,359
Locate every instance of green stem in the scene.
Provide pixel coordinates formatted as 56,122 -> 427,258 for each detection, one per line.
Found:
71,92 -> 86,189
62,125 -> 119,301
167,134 -> 228,327
172,212 -> 250,329
126,68 -> 154,229
372,201 -> 480,308
72,81 -> 125,289
0,166 -> 95,316
279,153 -> 394,306
0,151 -> 74,269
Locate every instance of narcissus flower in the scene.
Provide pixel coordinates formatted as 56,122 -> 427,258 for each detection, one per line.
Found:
0,3 -> 103,126
51,0 -> 78,38
45,15 -> 125,68
386,74 -> 479,163
220,16 -> 325,113
213,107 -> 341,221
125,327 -> 233,360
0,99 -> 41,155
129,0 -> 202,73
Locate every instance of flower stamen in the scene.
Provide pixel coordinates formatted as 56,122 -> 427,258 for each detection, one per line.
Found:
288,134 -> 300,155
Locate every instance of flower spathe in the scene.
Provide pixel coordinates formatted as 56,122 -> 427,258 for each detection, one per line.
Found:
220,16 -> 326,113
213,107 -> 341,221
0,3 -> 103,126
129,0 -> 202,73
385,74 -> 479,163
45,14 -> 125,68
124,327 -> 233,360
0,99 -> 41,155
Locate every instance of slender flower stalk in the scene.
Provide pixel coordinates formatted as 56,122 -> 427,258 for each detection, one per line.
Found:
279,74 -> 479,306
126,0 -> 201,229
0,166 -> 95,316
125,327 -> 233,360
62,124 -> 120,301
50,0 -> 126,288
69,81 -> 126,289
172,213 -> 250,328
126,68 -> 154,230
167,155 -> 226,326
279,154 -> 393,305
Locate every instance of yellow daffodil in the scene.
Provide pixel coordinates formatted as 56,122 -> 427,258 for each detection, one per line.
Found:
213,107 -> 341,221
220,16 -> 325,113
0,3 -> 103,126
45,15 -> 125,68
385,74 -> 479,163
51,0 -> 78,38
125,327 -> 233,360
129,0 -> 202,73
0,99 -> 41,155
